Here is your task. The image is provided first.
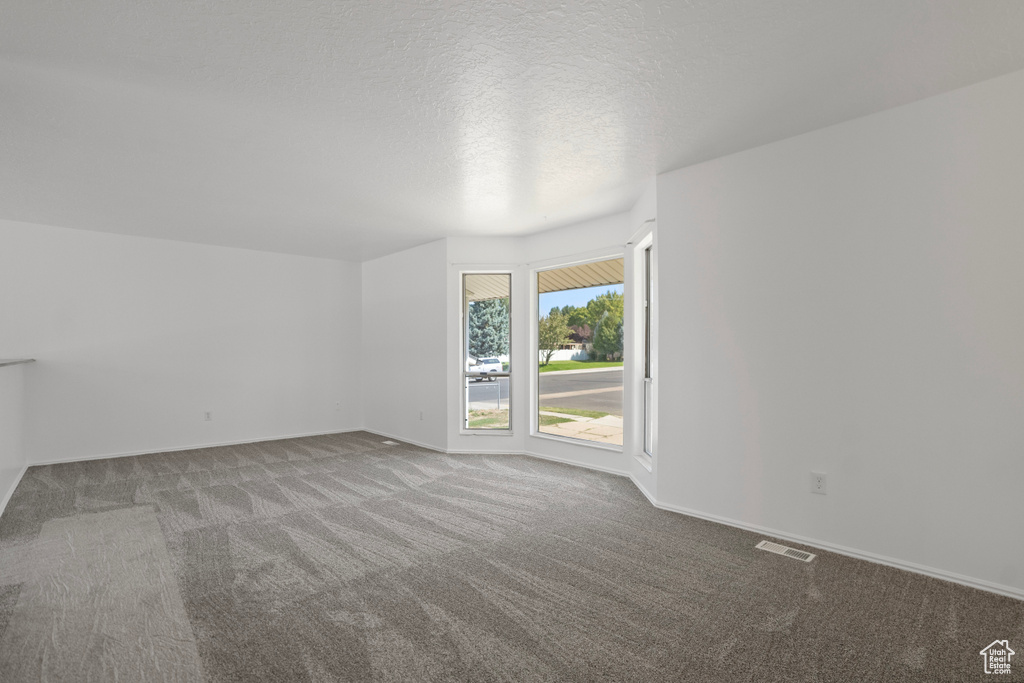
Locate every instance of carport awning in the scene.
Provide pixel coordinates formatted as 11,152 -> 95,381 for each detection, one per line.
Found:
464,274 -> 510,302
464,258 -> 624,302
538,258 -> 623,294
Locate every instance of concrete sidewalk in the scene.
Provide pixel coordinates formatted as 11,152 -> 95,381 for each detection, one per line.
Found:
539,411 -> 623,446
538,366 -> 623,377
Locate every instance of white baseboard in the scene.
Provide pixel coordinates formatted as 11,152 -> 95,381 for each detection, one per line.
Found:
447,449 -> 526,456
364,431 -> 629,478
523,449 -> 629,477
362,429 -> 447,454
0,464 -> 29,519
631,480 -> 1023,602
629,473 -> 658,506
28,428 -> 363,467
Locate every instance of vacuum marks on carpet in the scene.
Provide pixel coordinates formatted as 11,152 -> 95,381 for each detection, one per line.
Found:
0,506 -> 203,682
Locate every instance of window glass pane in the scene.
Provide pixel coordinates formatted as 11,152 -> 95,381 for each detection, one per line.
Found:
537,258 -> 623,445
464,273 -> 511,431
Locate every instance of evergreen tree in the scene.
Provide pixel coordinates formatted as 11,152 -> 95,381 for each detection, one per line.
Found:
467,297 -> 509,358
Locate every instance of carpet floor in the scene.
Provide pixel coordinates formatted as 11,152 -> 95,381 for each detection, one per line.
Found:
0,431 -> 1020,682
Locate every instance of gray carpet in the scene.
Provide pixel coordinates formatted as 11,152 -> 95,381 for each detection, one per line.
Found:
0,431 -> 1020,682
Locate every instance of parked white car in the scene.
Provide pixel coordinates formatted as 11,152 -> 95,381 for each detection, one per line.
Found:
468,357 -> 503,381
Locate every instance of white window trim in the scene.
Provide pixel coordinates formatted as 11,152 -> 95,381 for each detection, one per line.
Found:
627,224 -> 656,468
459,268 -> 515,437
529,248 -> 625,449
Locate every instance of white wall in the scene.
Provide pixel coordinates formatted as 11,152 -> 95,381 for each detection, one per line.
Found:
520,214 -> 627,265
0,219 -> 363,464
361,239 -> 448,450
656,69 -> 1024,595
0,364 -> 27,512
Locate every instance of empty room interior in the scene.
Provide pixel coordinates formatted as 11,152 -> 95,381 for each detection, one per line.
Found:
2,1 -> 1023,681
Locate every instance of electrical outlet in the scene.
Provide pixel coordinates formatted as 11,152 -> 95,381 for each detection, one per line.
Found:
419,411 -> 424,421
810,471 -> 827,495
204,411 -> 212,422
335,401 -> 341,411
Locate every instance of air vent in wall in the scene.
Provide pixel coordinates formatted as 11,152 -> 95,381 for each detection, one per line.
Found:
756,540 -> 816,562
381,440 -> 399,445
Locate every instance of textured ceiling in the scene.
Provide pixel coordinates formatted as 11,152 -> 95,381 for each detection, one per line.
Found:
3,1 -> 1024,261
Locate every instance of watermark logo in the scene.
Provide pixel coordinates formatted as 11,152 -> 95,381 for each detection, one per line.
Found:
980,640 -> 1015,675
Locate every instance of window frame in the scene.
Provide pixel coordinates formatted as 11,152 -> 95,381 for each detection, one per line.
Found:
629,227 -> 656,469
460,271 -> 513,435
530,250 -> 625,451
642,241 -> 655,459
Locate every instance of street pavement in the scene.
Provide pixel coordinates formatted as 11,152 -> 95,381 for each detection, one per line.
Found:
466,377 -> 508,410
466,369 -> 622,416
538,368 -> 622,415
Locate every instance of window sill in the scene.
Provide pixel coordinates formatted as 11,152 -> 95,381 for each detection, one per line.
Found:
634,452 -> 653,472
529,431 -> 623,453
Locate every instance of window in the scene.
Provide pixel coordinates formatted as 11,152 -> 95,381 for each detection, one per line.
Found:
536,258 -> 624,446
463,273 -> 511,431
643,244 -> 654,457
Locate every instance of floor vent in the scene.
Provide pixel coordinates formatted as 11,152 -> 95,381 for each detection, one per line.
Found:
381,440 -> 400,445
756,540 -> 816,562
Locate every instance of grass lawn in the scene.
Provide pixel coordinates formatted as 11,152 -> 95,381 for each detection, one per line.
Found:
539,406 -> 609,419
466,409 -> 509,429
469,409 -> 573,428
539,415 -> 574,427
538,360 -> 623,373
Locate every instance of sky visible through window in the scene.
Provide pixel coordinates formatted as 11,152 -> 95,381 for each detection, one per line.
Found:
539,284 -> 623,315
